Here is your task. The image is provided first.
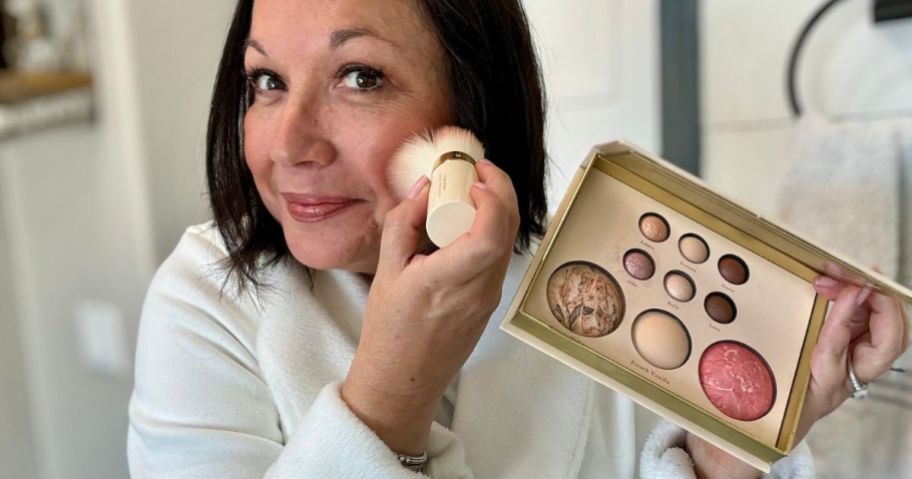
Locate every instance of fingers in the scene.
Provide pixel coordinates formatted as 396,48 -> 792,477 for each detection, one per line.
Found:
475,159 -> 520,218
468,183 -> 518,242
816,285 -> 860,360
377,176 -> 430,275
423,160 -> 520,283
459,162 -> 520,260
427,185 -> 513,283
810,285 -> 860,391
865,291 -> 908,365
813,263 -> 883,301
813,267 -> 909,363
468,160 -> 520,242
811,275 -> 840,301
812,275 -> 853,301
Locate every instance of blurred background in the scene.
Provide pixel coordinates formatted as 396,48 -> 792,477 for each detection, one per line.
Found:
0,0 -> 910,478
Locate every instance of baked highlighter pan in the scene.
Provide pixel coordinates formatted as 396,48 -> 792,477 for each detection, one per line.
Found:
501,141 -> 912,472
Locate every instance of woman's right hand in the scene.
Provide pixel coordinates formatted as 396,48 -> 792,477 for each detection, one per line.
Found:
341,159 -> 521,456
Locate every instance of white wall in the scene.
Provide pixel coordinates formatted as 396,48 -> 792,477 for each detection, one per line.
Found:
0,166 -> 38,479
700,0 -> 912,214
0,124 -> 140,479
126,1 -> 236,260
0,1 -> 234,478
525,0 -> 660,210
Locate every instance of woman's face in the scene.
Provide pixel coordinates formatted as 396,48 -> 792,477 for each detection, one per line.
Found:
244,0 -> 452,273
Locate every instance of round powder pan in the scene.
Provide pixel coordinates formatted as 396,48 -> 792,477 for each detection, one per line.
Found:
718,254 -> 750,285
546,261 -> 626,338
631,309 -> 692,370
623,249 -> 656,281
705,292 -> 737,324
699,341 -> 776,421
664,271 -> 696,302
678,233 -> 710,264
639,213 -> 670,243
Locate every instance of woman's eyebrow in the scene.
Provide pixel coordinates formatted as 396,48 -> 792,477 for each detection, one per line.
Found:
330,28 -> 398,49
244,38 -> 268,56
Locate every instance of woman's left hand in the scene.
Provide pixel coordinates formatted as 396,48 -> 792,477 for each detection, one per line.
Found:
686,273 -> 910,479
799,273 -> 909,436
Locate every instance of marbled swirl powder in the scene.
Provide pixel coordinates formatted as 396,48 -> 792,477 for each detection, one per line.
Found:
547,262 -> 625,337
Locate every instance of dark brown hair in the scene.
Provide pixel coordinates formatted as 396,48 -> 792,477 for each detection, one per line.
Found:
206,0 -> 548,288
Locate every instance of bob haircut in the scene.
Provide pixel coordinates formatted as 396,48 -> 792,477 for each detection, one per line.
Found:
206,0 -> 549,288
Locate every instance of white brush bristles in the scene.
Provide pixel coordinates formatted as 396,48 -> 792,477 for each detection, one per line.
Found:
388,126 -> 486,199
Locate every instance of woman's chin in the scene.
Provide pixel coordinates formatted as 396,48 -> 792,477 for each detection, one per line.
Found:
278,207 -> 382,273
286,241 -> 379,274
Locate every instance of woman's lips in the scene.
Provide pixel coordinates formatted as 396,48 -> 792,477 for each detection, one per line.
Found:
281,193 -> 360,223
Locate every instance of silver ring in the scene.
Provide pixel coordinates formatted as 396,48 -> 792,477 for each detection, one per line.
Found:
847,355 -> 869,399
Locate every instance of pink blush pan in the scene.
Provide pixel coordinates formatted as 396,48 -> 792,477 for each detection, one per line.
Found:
699,341 -> 776,421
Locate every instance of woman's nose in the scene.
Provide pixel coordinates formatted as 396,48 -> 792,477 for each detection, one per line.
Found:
269,98 -> 336,168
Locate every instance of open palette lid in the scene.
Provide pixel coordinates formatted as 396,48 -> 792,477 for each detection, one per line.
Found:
501,140 -> 912,472
595,140 -> 912,304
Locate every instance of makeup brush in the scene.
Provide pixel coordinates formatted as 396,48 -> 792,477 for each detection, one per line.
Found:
389,126 -> 486,247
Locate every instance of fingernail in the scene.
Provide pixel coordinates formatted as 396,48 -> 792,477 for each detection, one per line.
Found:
855,285 -> 873,307
480,158 -> 493,166
814,276 -> 839,289
407,175 -> 429,199
824,261 -> 846,278
473,181 -> 488,190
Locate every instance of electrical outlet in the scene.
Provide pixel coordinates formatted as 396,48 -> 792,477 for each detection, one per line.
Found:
74,300 -> 130,378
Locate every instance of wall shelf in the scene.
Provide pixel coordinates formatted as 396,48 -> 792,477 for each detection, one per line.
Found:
0,71 -> 92,105
0,71 -> 93,140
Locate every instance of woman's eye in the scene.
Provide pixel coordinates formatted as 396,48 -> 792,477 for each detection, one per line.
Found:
248,70 -> 284,92
340,67 -> 385,92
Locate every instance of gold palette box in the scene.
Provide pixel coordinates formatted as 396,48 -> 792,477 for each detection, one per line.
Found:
501,140 -> 912,472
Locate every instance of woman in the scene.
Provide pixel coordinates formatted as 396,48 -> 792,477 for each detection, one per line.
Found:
127,0 -> 909,477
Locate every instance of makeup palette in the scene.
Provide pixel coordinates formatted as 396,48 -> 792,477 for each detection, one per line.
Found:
502,141 -> 912,471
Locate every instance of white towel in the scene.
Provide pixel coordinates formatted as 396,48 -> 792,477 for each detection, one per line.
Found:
776,113 -> 912,479
776,114 -> 906,280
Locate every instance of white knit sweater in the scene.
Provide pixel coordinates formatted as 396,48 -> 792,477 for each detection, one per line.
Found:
127,222 -> 815,478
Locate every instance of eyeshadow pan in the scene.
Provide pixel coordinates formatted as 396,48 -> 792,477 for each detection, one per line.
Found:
546,262 -> 625,337
679,234 -> 710,264
699,341 -> 776,421
705,292 -> 737,323
664,271 -> 696,302
631,310 -> 691,370
719,255 -> 750,285
639,213 -> 670,242
624,249 -> 655,280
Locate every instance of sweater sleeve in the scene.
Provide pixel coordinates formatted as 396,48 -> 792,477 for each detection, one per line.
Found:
638,420 -> 815,479
127,225 -> 473,478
